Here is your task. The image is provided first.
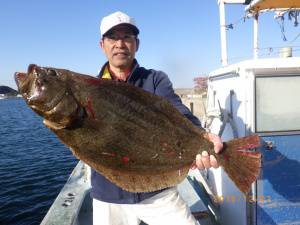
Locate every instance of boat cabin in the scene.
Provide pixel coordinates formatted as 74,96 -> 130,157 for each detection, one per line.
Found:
204,0 -> 300,224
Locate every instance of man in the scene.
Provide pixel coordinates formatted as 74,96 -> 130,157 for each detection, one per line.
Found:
92,11 -> 223,225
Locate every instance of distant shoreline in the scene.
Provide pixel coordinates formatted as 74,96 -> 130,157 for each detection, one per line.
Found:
0,95 -> 22,99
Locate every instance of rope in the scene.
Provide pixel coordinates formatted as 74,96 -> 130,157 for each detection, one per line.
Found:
223,14 -> 248,30
274,11 -> 288,41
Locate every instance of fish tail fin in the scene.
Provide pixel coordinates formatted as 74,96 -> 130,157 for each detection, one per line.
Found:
219,135 -> 262,193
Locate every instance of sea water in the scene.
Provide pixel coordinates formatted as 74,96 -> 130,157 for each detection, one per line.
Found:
0,98 -> 78,225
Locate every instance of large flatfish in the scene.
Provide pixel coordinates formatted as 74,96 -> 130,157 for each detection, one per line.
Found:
15,64 -> 261,193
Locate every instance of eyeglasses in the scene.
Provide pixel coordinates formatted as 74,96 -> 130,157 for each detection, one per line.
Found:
103,34 -> 137,43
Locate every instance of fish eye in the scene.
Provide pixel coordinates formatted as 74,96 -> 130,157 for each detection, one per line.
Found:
47,69 -> 57,76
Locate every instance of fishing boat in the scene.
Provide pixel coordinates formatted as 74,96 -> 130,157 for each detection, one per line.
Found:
41,1 -> 300,224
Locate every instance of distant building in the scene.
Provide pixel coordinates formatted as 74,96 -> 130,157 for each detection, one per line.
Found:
0,94 -> 7,99
175,88 -> 207,122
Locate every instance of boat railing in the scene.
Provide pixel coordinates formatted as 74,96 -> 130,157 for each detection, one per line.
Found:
40,161 -> 91,225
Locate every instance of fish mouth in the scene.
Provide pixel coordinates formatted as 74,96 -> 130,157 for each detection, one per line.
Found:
14,64 -> 39,94
15,64 -> 67,112
15,72 -> 27,87
15,72 -> 29,94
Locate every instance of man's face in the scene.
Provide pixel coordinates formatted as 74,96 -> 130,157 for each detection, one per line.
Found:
100,25 -> 139,70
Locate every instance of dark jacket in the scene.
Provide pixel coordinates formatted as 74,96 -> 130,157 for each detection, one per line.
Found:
90,60 -> 203,204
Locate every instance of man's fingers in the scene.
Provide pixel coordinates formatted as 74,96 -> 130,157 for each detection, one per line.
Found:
201,151 -> 211,169
210,155 -> 219,168
204,133 -> 223,154
194,151 -> 220,170
214,140 -> 223,154
195,154 -> 205,170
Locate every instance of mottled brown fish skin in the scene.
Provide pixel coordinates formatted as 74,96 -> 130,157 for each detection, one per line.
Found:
15,64 -> 261,193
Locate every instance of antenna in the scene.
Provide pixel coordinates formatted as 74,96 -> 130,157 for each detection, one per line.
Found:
217,0 -> 250,66
219,0 -> 228,66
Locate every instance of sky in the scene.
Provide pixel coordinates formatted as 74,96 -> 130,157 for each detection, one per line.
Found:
1,0 -> 300,89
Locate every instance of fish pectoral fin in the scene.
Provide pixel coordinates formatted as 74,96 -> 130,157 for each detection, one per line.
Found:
43,119 -> 67,130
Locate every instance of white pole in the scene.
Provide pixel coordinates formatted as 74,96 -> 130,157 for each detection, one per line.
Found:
219,0 -> 228,66
253,13 -> 259,59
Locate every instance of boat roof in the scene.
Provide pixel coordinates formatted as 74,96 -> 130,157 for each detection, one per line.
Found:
209,57 -> 300,78
246,0 -> 300,13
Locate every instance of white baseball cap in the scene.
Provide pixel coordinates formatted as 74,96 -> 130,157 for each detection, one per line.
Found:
100,11 -> 139,36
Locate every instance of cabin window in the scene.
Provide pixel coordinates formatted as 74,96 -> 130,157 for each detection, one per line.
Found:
255,75 -> 300,132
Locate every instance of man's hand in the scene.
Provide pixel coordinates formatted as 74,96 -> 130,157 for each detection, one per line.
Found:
192,133 -> 223,170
